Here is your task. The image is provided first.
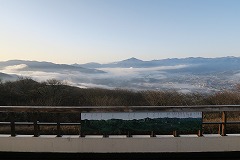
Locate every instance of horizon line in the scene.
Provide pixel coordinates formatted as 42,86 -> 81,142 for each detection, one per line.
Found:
1,55 -> 240,65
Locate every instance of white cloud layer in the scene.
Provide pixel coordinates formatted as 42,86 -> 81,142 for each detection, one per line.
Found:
0,63 -> 219,93
4,64 -> 28,72
99,65 -> 188,77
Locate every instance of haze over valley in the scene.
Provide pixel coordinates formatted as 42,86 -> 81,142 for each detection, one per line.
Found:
1,56 -> 240,93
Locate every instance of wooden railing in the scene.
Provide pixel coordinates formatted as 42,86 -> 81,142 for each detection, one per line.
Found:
0,105 -> 240,137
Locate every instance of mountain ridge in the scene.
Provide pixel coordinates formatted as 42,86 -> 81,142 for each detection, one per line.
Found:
0,60 -> 105,74
76,56 -> 240,69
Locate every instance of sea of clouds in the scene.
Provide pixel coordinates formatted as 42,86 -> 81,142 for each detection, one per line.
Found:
0,63 -> 209,92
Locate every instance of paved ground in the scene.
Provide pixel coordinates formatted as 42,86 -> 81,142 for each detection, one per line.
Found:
0,152 -> 240,160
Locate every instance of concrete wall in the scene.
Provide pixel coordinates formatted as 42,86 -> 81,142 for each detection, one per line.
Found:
0,134 -> 240,153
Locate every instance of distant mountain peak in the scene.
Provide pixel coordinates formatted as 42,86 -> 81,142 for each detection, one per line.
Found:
128,57 -> 142,61
120,57 -> 143,63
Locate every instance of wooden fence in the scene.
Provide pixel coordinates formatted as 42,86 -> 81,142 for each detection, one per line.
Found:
0,105 -> 240,137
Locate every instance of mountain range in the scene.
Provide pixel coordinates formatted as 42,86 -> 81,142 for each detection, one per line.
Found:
1,56 -> 240,73
0,60 -> 105,73
1,56 -> 240,93
75,56 -> 240,72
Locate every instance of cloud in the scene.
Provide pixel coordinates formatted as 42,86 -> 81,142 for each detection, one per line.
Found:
99,65 -> 188,77
20,71 -> 65,81
4,64 -> 28,72
0,64 -> 216,93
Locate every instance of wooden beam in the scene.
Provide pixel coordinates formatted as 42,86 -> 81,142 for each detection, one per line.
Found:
173,130 -> 179,137
10,113 -> 15,137
79,113 -> 84,137
0,105 -> 240,113
33,113 -> 39,137
221,111 -> 227,136
56,113 -> 61,137
198,130 -> 203,137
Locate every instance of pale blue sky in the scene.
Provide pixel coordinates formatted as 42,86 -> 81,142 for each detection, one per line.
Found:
0,0 -> 240,64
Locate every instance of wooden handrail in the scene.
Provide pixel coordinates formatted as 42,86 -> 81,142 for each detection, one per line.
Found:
0,105 -> 240,113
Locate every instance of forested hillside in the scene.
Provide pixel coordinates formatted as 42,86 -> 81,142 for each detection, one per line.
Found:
0,78 -> 239,106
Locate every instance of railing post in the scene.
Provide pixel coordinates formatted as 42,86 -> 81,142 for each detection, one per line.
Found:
103,134 -> 109,138
198,130 -> 203,137
33,113 -> 39,137
199,112 -> 203,137
173,130 -> 179,137
10,112 -> 16,137
127,131 -> 132,138
79,112 -> 84,137
150,131 -> 156,137
218,124 -> 222,135
56,113 -> 61,137
221,111 -> 227,136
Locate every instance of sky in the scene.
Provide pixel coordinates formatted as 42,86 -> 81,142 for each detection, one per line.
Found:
0,0 -> 240,64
